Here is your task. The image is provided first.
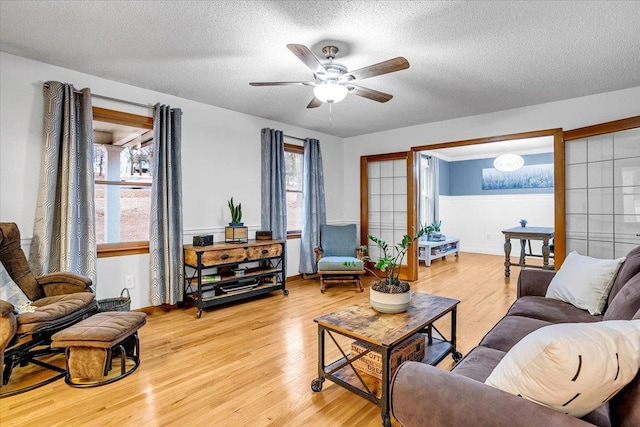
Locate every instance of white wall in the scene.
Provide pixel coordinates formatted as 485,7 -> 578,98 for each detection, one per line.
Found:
0,52 -> 344,309
343,87 -> 640,226
439,194 -> 554,255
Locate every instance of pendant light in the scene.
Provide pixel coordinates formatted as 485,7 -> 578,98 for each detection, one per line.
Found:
493,142 -> 524,172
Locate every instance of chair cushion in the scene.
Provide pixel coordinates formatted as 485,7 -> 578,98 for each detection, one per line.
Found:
479,315 -> 552,352
507,296 -> 603,324
318,256 -> 364,271
16,292 -> 96,334
51,311 -> 146,348
320,224 -> 357,257
452,346 -> 506,383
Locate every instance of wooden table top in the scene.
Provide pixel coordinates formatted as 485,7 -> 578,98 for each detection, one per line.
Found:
314,292 -> 459,347
501,226 -> 554,238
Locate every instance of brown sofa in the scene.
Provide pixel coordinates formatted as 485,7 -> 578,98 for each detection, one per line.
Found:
391,246 -> 640,427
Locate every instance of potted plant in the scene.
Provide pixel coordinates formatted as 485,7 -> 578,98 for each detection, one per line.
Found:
228,197 -> 243,226
519,218 -> 527,228
225,197 -> 248,243
363,224 -> 432,313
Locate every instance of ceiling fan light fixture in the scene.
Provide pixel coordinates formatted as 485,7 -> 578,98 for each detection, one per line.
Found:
313,81 -> 348,104
493,152 -> 524,172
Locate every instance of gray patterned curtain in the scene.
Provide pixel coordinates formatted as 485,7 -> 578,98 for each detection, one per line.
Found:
30,81 -> 97,288
299,138 -> 326,274
149,104 -> 183,305
261,129 -> 286,240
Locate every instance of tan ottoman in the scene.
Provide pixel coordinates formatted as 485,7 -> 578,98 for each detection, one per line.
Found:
51,311 -> 146,387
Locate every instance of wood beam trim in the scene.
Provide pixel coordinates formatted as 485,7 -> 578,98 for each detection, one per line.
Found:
411,128 -> 562,152
563,116 -> 640,141
93,107 -> 153,129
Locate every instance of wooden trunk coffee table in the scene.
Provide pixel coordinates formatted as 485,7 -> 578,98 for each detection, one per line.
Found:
311,292 -> 461,427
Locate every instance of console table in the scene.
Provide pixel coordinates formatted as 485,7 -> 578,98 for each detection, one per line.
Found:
501,226 -> 554,277
182,240 -> 287,318
311,292 -> 461,427
418,237 -> 460,266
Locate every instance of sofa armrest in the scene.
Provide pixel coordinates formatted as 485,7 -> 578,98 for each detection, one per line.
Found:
391,362 -> 592,427
517,268 -> 556,298
36,272 -> 93,297
0,300 -> 15,316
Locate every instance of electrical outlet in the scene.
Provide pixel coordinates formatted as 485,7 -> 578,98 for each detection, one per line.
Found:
125,275 -> 135,289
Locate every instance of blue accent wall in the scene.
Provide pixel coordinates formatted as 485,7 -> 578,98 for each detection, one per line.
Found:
439,159 -> 451,196
443,152 -> 554,196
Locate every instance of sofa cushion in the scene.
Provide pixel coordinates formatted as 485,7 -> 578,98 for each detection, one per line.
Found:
485,320 -> 640,418
604,272 -> 640,321
609,246 -> 640,304
451,346 -> 505,383
479,315 -> 552,353
507,296 -> 603,324
545,251 -> 625,315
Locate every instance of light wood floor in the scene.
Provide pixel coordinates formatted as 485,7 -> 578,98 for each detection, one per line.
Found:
1,252 -> 522,427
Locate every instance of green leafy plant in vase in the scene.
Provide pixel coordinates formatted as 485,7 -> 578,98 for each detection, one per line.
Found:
363,224 -> 432,313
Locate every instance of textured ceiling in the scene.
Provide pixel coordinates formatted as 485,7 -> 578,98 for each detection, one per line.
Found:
1,1 -> 639,138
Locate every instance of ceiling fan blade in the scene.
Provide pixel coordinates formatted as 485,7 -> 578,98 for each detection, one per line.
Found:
287,44 -> 327,76
348,85 -> 393,103
306,97 -> 323,109
344,57 -> 409,81
249,81 -> 314,86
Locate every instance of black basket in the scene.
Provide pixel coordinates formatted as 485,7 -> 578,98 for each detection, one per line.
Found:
97,288 -> 131,312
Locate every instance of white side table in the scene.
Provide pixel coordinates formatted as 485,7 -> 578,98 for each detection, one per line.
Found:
418,237 -> 460,266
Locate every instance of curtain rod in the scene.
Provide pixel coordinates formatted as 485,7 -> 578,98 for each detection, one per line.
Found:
284,134 -> 305,142
43,83 -> 154,109
91,93 -> 154,109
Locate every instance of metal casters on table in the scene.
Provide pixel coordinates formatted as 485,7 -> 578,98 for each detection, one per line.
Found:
452,351 -> 463,362
311,377 -> 324,392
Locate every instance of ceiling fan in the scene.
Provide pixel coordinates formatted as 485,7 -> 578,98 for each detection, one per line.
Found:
250,44 -> 409,108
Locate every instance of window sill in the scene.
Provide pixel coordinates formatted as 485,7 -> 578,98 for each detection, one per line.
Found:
98,241 -> 150,258
287,233 -> 301,240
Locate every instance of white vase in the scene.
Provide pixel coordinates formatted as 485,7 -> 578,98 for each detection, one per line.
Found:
369,287 -> 411,313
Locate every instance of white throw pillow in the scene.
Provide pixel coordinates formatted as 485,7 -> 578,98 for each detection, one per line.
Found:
545,251 -> 625,315
485,320 -> 640,418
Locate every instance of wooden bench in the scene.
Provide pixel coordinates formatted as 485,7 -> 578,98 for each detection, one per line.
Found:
51,311 -> 146,387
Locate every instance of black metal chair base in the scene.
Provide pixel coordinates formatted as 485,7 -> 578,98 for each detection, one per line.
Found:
1,341 -> 67,398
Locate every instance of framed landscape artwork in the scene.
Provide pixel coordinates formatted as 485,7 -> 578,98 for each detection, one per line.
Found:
482,163 -> 554,190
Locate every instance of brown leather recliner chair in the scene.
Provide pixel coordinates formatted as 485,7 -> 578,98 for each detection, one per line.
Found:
0,222 -> 96,396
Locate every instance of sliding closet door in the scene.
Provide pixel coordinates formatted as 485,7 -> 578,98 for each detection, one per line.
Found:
361,151 -> 419,281
564,118 -> 640,258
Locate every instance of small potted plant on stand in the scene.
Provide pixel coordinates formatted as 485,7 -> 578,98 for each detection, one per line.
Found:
519,218 -> 527,228
364,224 -> 431,313
225,197 -> 248,243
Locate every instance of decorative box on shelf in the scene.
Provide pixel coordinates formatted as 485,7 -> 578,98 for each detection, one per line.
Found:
225,226 -> 248,243
350,333 -> 425,380
255,230 -> 272,240
193,235 -> 214,246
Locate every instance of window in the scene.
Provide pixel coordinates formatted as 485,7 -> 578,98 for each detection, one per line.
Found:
92,107 -> 153,257
284,143 -> 304,238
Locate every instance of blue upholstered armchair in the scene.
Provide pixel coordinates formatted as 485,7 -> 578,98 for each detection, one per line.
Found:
314,224 -> 365,293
